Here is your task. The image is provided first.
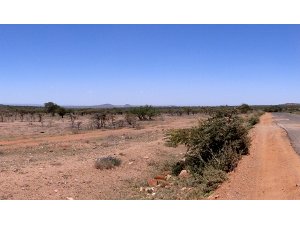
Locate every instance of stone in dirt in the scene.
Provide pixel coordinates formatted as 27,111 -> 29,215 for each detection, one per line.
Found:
157,180 -> 169,188
179,170 -> 189,179
154,175 -> 166,180
214,195 -> 220,199
145,187 -> 155,194
166,175 -> 172,181
148,179 -> 159,187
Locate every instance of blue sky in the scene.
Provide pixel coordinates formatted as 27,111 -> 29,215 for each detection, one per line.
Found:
0,25 -> 299,106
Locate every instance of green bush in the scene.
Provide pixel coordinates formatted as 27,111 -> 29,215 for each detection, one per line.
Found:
166,113 -> 250,175
248,115 -> 260,127
130,105 -> 159,121
165,129 -> 191,147
171,161 -> 185,176
200,166 -> 227,194
238,104 -> 252,114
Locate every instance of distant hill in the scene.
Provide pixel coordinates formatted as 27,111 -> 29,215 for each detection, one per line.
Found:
64,104 -> 135,109
0,103 -> 135,109
280,103 -> 300,106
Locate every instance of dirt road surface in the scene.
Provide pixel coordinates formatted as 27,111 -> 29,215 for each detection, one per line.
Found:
210,113 -> 300,200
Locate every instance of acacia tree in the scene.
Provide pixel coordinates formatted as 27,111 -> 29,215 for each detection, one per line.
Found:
238,104 -> 252,114
92,113 -> 108,129
130,105 -> 158,121
57,107 -> 67,118
44,102 -> 60,116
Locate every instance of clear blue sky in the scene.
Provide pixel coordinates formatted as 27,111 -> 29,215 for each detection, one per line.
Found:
0,25 -> 299,106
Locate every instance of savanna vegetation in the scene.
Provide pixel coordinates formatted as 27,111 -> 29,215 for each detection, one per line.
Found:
162,107 -> 263,198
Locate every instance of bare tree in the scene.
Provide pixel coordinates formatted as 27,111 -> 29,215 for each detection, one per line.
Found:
69,113 -> 77,128
92,113 -> 108,129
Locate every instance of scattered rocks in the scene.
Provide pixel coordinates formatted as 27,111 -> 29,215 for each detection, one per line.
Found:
66,197 -> 74,200
54,189 -> 58,193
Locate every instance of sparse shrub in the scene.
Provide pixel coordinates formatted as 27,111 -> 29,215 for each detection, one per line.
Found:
248,115 -> 260,127
37,113 -> 44,123
183,107 -> 192,115
238,104 -> 252,114
172,161 -> 186,176
95,156 -> 122,170
69,113 -> 77,128
92,113 -> 108,129
75,121 -> 83,130
125,113 -> 137,127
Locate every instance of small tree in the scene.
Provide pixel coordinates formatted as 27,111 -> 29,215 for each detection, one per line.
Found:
238,104 -> 252,114
130,105 -> 158,121
69,113 -> 77,128
183,107 -> 192,115
57,107 -> 67,118
44,102 -> 60,116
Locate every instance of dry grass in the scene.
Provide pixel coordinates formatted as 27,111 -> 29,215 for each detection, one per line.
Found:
95,156 -> 122,170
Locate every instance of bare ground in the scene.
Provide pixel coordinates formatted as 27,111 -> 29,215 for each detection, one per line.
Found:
210,113 -> 300,200
0,115 -> 205,200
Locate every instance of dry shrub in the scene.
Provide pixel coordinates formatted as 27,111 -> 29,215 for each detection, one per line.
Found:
125,113 -> 137,127
95,156 -> 122,170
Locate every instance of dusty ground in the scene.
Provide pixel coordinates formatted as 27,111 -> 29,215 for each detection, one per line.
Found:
210,113 -> 300,200
0,114 -> 206,200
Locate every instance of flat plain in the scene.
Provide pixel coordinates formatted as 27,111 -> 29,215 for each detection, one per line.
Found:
0,114 -> 206,200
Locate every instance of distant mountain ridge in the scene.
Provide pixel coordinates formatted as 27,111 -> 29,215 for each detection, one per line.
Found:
0,103 -> 135,109
63,104 -> 135,109
280,103 -> 300,106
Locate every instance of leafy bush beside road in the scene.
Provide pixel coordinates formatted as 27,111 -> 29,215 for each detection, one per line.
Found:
165,111 -> 253,194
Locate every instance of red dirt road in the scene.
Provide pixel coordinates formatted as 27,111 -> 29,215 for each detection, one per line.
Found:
210,113 -> 300,200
